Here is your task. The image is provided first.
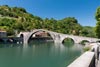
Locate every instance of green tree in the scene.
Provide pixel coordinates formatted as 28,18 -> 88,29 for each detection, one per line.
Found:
0,5 -> 95,37
95,21 -> 100,38
95,7 -> 100,38
80,26 -> 96,37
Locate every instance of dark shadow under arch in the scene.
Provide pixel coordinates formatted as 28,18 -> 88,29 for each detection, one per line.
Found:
0,38 -> 4,43
20,34 -> 24,38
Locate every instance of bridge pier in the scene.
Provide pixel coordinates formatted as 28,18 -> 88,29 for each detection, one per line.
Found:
23,38 -> 28,45
54,40 -> 62,44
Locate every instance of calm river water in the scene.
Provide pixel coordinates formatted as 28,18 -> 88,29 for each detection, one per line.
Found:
0,42 -> 83,67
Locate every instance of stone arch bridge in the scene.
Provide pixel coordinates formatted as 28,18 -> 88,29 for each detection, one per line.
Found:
17,29 -> 100,44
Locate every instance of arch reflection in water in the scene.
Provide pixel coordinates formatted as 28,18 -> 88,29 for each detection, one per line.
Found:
0,41 -> 83,67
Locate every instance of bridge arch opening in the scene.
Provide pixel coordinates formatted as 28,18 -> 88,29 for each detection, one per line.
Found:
28,30 -> 54,44
62,37 -> 74,47
80,40 -> 90,45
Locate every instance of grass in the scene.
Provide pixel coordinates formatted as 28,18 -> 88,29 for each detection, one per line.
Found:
83,46 -> 91,52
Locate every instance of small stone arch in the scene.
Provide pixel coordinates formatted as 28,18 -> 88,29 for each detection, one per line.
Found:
62,37 -> 75,44
79,40 -> 90,45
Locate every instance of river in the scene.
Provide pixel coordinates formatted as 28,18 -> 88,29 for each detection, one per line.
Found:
0,42 -> 83,67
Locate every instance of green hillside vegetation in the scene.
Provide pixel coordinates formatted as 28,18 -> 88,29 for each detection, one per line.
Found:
0,5 -> 96,37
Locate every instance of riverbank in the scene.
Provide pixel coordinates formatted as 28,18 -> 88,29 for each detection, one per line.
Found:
0,37 -> 22,44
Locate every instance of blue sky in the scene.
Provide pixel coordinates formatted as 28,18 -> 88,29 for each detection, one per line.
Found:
0,0 -> 100,26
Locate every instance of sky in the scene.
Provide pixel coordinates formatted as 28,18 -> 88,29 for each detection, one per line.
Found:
0,0 -> 100,26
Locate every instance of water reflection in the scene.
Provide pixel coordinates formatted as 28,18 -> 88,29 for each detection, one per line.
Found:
0,41 -> 83,67
0,44 -> 23,48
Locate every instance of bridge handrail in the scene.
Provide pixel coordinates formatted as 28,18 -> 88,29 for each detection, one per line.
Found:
68,52 -> 95,67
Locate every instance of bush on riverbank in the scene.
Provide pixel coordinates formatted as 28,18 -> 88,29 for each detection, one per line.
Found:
83,45 -> 91,52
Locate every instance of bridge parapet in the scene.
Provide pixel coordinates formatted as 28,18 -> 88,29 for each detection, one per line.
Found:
68,52 -> 95,67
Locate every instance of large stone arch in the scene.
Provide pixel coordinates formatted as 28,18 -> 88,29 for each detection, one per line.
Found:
24,29 -> 56,44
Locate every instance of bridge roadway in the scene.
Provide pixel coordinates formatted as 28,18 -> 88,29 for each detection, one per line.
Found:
17,29 -> 100,44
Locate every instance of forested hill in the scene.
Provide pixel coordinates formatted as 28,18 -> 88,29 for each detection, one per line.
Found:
0,5 -> 96,37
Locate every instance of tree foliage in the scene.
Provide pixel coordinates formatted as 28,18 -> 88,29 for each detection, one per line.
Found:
0,5 -> 96,37
95,7 -> 100,38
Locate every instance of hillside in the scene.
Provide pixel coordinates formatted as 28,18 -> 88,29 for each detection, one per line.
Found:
0,5 -> 96,37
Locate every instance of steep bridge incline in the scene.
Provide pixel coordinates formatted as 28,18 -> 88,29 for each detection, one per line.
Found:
17,29 -> 100,44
